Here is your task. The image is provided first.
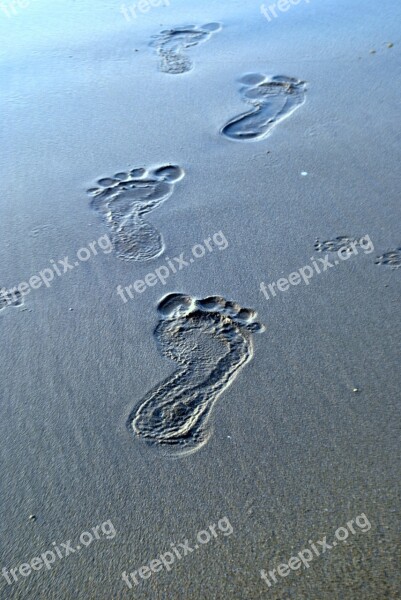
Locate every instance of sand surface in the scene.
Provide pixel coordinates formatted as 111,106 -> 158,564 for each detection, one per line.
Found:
1,0 -> 400,598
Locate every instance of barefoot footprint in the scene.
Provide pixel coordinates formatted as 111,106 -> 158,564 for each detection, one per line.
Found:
127,293 -> 265,455
151,23 -> 221,74
375,246 -> 401,269
314,236 -> 364,254
222,73 -> 307,142
0,287 -> 23,311
87,165 -> 185,261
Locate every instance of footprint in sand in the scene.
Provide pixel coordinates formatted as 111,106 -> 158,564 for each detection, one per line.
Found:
127,293 -> 265,455
221,73 -> 306,142
151,23 -> 221,74
314,236 -> 364,254
87,165 -> 185,261
375,247 -> 401,269
0,287 -> 23,311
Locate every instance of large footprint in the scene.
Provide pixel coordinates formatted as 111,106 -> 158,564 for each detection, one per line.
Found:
151,23 -> 221,74
87,165 -> 185,261
127,293 -> 265,455
375,247 -> 401,269
222,73 -> 306,142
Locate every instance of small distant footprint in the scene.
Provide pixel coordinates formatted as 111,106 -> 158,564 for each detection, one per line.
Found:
221,73 -> 306,142
87,165 -> 185,261
0,287 -> 23,312
151,23 -> 221,74
29,224 -> 52,238
375,247 -> 401,269
314,236 -> 363,254
127,293 -> 265,455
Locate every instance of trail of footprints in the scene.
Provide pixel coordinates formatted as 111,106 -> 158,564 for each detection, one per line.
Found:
82,27 -> 397,456
151,23 -> 221,74
127,294 -> 264,455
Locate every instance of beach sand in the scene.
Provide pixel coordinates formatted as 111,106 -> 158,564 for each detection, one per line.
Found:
0,0 -> 400,597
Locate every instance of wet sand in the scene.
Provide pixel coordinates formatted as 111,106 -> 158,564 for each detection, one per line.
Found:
0,0 -> 400,597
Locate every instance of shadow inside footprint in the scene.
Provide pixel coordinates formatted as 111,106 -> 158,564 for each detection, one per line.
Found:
375,247 -> 401,269
87,165 -> 185,261
314,236 -> 363,254
0,287 -> 23,312
127,293 -> 265,456
151,23 -> 221,74
222,73 -> 306,142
